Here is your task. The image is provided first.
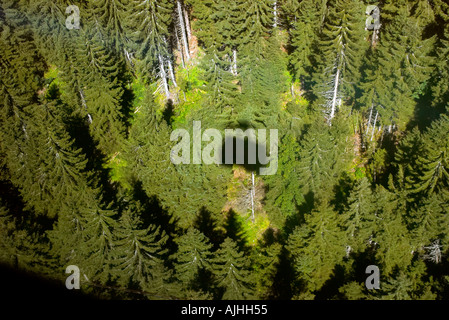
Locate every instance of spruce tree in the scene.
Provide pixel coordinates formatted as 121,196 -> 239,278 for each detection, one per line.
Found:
6,101 -> 91,218
409,115 -> 449,198
287,202 -> 345,293
212,237 -> 255,300
431,24 -> 449,109
74,28 -> 126,155
296,118 -> 351,202
174,228 -> 213,290
264,133 -> 302,227
111,204 -> 169,290
341,177 -> 376,255
313,0 -> 368,124
126,0 -> 175,98
373,183 -> 413,276
91,0 -> 128,54
373,1 -> 435,129
250,242 -> 281,299
289,0 -> 323,82
409,194 -> 447,254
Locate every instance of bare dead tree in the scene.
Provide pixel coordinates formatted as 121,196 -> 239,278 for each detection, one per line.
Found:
183,3 -> 192,41
177,0 -> 190,61
423,240 -> 443,264
321,63 -> 342,125
174,24 -> 186,68
157,53 -> 170,99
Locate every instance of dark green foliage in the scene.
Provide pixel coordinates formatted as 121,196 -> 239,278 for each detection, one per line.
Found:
341,177 -> 376,254
287,202 -> 345,294
3,0 -> 449,302
212,237 -> 255,299
312,0 -> 368,122
112,205 -> 169,289
289,0 -> 323,81
174,227 -> 213,297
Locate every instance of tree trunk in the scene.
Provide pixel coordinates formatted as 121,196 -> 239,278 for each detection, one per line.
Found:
367,104 -> 373,136
329,68 -> 340,124
79,89 -> 92,124
162,36 -> 178,88
167,59 -> 177,88
231,49 -> 238,75
174,25 -> 186,68
251,172 -> 255,223
274,1 -> 278,28
158,54 -> 170,99
183,5 -> 191,41
371,111 -> 378,141
177,0 -> 190,61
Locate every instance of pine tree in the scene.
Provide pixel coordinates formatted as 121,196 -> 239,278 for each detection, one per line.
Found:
264,133 -> 303,227
250,242 -> 281,299
409,194 -> 447,254
373,1 -> 436,129
287,202 -> 345,293
431,24 -> 449,108
74,28 -> 126,155
126,0 -> 175,98
6,101 -> 91,218
91,0 -> 128,54
289,0 -> 323,82
111,204 -> 169,290
341,177 -> 376,255
409,115 -> 449,198
313,0 -> 368,124
296,118 -> 351,202
373,183 -> 413,276
174,228 -> 213,290
212,237 -> 255,300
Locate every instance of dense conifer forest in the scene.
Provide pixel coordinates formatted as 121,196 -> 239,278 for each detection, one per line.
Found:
1,0 -> 449,300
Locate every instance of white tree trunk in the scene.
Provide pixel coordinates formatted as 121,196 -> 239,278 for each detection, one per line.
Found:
274,1 -> 278,28
231,49 -> 238,75
367,104 -> 373,136
371,111 -> 378,141
167,59 -> 177,88
174,25 -> 186,68
329,68 -> 340,124
79,90 -> 92,124
177,0 -> 190,61
251,172 -> 255,223
158,54 -> 170,99
162,36 -> 178,88
183,5 -> 191,41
